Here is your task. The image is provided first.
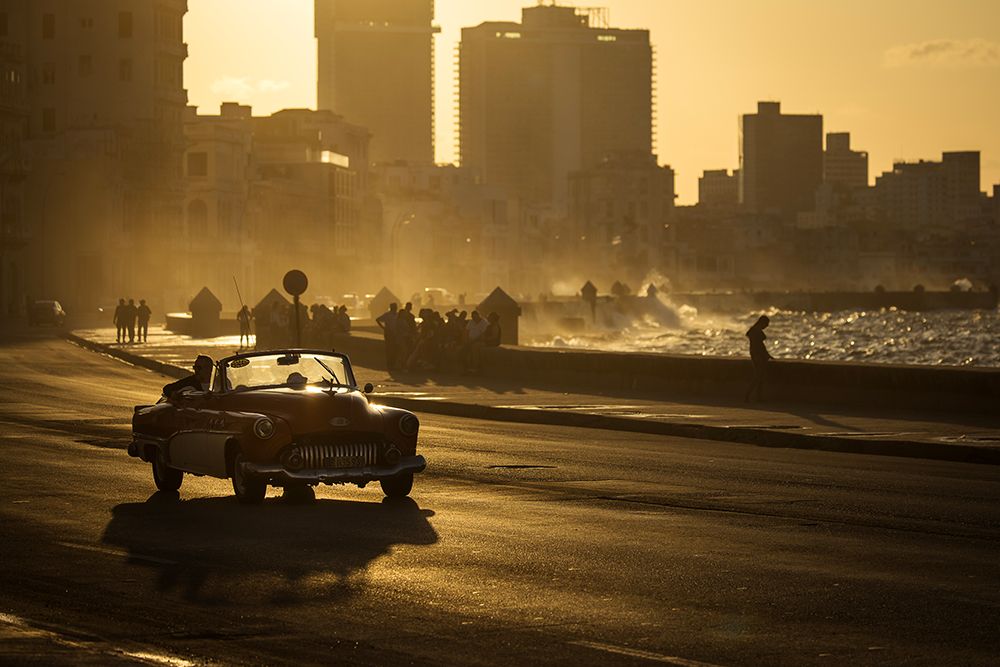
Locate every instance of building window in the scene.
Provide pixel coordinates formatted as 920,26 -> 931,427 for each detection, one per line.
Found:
80,17 -> 93,29
42,63 -> 56,85
0,13 -> 8,38
119,59 -> 132,82
42,109 -> 56,133
119,12 -> 133,38
78,55 -> 92,78
187,152 -> 208,178
42,13 -> 55,39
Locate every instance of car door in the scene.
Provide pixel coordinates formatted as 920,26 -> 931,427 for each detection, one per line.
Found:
167,396 -> 230,477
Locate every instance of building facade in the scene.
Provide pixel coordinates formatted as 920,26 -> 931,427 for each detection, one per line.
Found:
182,105 -> 374,308
823,132 -> 867,190
20,0 -> 188,313
315,0 -> 438,164
873,152 -> 982,229
459,4 -> 652,209
0,0 -> 29,317
739,101 -> 823,220
570,151 -> 674,284
698,169 -> 739,207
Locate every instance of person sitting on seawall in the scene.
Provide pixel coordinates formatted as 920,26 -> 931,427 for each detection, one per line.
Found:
163,355 -> 214,399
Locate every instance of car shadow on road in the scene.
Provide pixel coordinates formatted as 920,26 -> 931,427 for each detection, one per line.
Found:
101,491 -> 437,606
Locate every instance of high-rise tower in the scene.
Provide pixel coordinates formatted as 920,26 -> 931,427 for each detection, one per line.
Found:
315,0 -> 439,164
459,4 -> 653,208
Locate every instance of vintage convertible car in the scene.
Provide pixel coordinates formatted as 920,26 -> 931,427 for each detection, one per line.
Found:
129,349 -> 426,503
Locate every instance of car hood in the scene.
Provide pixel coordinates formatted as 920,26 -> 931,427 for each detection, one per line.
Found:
214,387 -> 382,435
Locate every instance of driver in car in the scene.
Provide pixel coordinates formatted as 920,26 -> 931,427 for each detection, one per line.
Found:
163,355 -> 214,399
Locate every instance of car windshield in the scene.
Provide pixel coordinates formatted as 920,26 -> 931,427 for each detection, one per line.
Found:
223,353 -> 354,391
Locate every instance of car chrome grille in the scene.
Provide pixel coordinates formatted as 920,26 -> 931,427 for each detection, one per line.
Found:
300,442 -> 380,469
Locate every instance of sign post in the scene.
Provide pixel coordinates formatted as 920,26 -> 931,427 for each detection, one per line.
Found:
282,270 -> 309,347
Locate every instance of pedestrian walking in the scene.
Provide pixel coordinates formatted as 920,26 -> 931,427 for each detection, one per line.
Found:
125,298 -> 139,344
744,315 -> 773,402
113,298 -> 126,343
137,299 -> 152,343
237,305 -> 253,349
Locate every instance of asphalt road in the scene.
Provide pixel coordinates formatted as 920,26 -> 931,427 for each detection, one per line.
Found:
1,330 -> 999,666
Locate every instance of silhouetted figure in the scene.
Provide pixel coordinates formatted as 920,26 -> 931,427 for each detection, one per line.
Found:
238,305 -> 253,349
163,355 -> 214,399
125,298 -> 139,343
745,315 -> 773,402
397,302 -> 417,365
464,310 -> 489,372
137,299 -> 151,343
336,305 -> 351,333
483,312 -> 502,347
376,302 -> 399,370
113,298 -> 126,343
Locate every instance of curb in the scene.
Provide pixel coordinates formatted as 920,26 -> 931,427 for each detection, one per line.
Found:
63,332 -> 1000,467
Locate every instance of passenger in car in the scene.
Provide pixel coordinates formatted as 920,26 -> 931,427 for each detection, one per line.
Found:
163,355 -> 215,399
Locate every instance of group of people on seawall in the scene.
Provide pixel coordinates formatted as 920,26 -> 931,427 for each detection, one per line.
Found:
376,302 -> 501,374
112,298 -> 152,344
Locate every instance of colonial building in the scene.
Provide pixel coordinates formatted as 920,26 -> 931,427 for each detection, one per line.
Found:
182,105 -> 374,308
20,0 -> 188,312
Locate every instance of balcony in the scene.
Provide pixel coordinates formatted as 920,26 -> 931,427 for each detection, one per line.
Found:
0,41 -> 25,64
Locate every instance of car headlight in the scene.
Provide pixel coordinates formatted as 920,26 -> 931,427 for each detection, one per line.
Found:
254,417 -> 275,439
398,414 -> 419,437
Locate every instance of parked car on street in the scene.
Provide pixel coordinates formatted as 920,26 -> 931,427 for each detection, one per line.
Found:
129,349 -> 426,503
28,300 -> 66,327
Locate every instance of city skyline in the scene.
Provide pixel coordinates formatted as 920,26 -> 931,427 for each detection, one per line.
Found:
184,0 -> 1000,204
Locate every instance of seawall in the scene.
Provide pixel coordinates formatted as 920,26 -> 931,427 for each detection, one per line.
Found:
328,332 -> 1000,415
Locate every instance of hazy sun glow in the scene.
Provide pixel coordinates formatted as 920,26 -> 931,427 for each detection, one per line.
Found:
184,0 -> 1000,203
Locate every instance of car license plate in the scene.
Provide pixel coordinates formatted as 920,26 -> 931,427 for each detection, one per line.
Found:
323,455 -> 365,468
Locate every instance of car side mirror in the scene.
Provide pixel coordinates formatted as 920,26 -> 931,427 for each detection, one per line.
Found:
363,383 -> 374,394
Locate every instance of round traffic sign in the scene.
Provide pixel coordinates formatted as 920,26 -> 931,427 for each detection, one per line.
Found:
283,269 -> 308,297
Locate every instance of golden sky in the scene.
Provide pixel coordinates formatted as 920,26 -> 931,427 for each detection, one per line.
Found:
184,0 -> 1000,204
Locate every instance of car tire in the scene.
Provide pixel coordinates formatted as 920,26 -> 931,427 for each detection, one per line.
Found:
152,449 -> 183,492
380,472 -> 413,498
232,453 -> 266,505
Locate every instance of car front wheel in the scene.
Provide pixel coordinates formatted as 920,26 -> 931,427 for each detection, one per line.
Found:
232,453 -> 266,504
152,449 -> 183,492
380,472 -> 413,498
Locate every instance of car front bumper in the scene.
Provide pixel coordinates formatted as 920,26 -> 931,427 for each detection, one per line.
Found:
240,455 -> 427,486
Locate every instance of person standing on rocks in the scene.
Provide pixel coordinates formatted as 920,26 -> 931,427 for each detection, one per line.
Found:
745,315 -> 773,402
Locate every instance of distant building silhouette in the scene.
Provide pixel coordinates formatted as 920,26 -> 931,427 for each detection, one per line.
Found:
698,169 -> 740,207
739,101 -> 823,220
570,151 -> 675,281
459,4 -> 653,209
17,0 -> 188,312
315,0 -> 439,164
824,132 -> 868,191
874,152 -> 982,228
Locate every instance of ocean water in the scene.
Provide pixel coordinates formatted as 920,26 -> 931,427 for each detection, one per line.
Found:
525,307 -> 1000,368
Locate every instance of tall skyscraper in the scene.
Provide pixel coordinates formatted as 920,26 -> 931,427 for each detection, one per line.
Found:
874,152 -> 982,228
739,101 -> 823,218
459,4 -> 653,208
315,0 -> 438,164
824,132 -> 868,190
